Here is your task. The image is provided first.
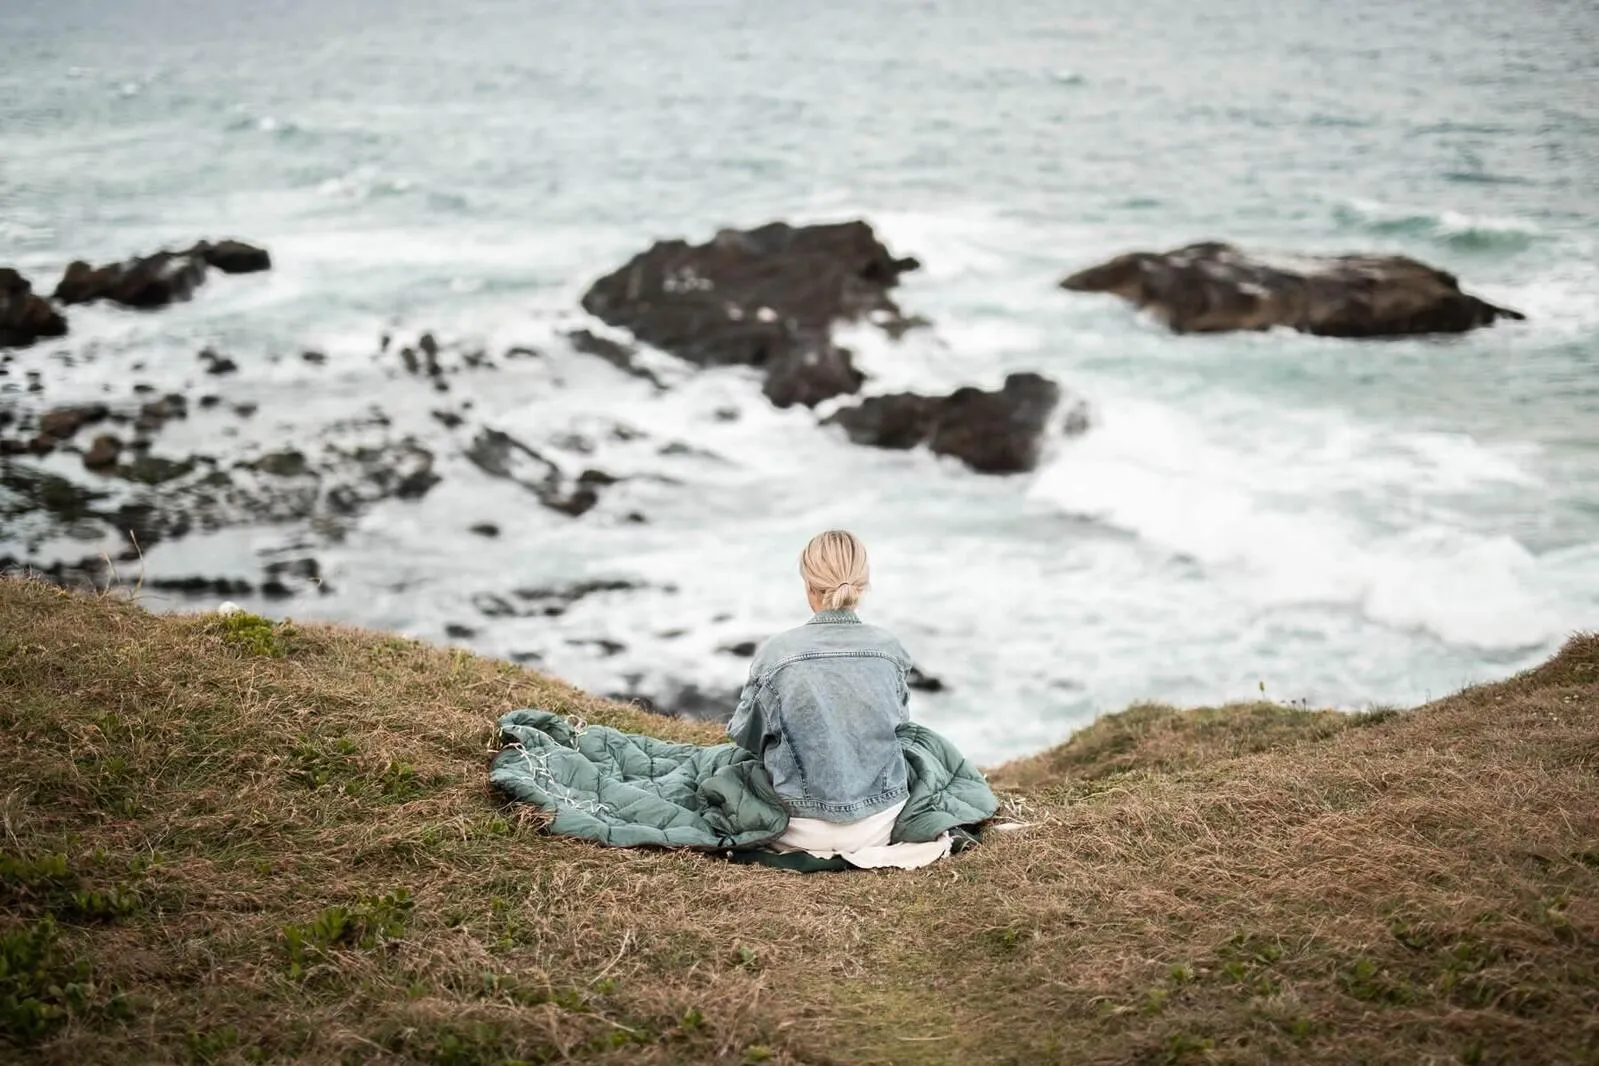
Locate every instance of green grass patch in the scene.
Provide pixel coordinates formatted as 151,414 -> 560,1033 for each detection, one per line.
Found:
281,889 -> 413,979
212,610 -> 293,657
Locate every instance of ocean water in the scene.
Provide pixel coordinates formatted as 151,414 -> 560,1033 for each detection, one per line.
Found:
3,0 -> 1596,764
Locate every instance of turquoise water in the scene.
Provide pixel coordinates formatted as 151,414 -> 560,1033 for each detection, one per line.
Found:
3,0 -> 1596,761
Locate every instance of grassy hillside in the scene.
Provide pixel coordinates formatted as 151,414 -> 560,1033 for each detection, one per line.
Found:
1,577 -> 1594,1065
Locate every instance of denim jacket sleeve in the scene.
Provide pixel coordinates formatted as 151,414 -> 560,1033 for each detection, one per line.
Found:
727,670 -> 772,755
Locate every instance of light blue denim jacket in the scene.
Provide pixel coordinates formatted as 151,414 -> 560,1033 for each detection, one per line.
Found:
727,609 -> 912,823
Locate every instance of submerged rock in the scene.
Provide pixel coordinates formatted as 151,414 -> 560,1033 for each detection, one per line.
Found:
1059,242 -> 1525,337
827,372 -> 1081,474
0,268 -> 68,349
55,251 -> 208,309
82,434 -> 123,471
581,220 -> 918,408
610,683 -> 740,722
566,329 -> 666,389
465,428 -> 607,518
470,578 -> 653,620
38,403 -> 109,442
761,342 -> 866,409
52,239 -> 271,310
194,239 -> 272,274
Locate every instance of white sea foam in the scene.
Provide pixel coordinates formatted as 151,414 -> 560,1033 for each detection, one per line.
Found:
1027,392 -> 1575,651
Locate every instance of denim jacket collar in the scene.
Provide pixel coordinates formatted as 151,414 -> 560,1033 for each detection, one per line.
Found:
807,609 -> 861,625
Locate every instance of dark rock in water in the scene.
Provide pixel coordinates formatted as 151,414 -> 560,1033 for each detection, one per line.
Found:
761,341 -> 866,409
432,409 -> 464,430
146,575 -> 254,597
198,394 -> 222,409
120,453 -> 197,486
471,578 -> 648,621
566,329 -> 666,389
513,578 -> 645,603
51,239 -> 269,310
581,220 -> 919,406
468,522 -> 500,538
199,348 -> 238,375
133,383 -> 157,395
55,250 -> 208,309
323,440 -> 439,509
931,373 -> 1068,474
567,637 -> 627,657
827,372 -> 1080,474
38,403 -> 109,441
262,557 -> 327,598
82,434 -> 123,471
1059,242 -> 1526,337
721,640 -> 759,658
577,468 -> 619,487
472,593 -> 517,618
393,462 -> 441,500
0,552 -> 113,591
907,666 -> 946,693
134,393 -> 188,433
233,403 -> 258,418
611,683 -> 739,722
1,463 -> 106,529
466,428 -> 604,517
251,449 -> 311,478
445,623 -> 478,639
302,350 -> 327,365
0,268 -> 69,349
193,240 -> 271,274
826,393 -> 941,451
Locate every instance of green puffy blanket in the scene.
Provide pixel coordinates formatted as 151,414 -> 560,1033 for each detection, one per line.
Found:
489,710 -> 998,859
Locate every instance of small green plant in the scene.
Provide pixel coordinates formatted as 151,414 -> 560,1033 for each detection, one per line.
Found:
213,611 -> 291,658
0,852 -> 74,903
375,758 -> 427,801
1338,956 -> 1415,1006
1216,933 -> 1284,996
281,889 -> 413,979
66,886 -> 142,922
287,740 -> 435,803
985,925 -> 1024,954
0,852 -> 143,923
287,737 -> 359,791
0,918 -> 94,1046
186,1025 -> 240,1064
1158,1032 -> 1214,1065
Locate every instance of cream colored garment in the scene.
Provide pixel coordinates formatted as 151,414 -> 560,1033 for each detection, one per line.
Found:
772,799 -> 953,869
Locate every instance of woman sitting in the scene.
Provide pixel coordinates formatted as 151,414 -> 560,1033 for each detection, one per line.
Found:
727,530 -> 951,869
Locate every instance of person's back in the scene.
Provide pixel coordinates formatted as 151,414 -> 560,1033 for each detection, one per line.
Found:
732,607 -> 911,820
728,530 -> 948,868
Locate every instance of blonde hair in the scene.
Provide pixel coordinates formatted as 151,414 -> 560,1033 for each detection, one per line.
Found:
800,529 -> 870,611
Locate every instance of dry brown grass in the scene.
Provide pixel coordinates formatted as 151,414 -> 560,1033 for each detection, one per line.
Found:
1,576 -> 1595,1065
